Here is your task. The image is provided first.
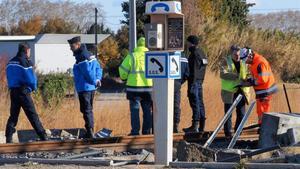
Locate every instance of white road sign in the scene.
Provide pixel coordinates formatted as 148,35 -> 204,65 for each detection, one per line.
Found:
146,51 -> 181,79
146,52 -> 168,78
168,52 -> 180,78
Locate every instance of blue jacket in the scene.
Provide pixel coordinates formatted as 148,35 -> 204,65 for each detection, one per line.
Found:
73,45 -> 102,92
175,55 -> 190,84
6,53 -> 37,92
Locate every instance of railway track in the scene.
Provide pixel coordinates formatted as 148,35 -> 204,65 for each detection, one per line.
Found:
0,130 -> 258,154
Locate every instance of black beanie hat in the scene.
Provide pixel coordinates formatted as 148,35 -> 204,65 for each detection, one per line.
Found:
187,35 -> 199,45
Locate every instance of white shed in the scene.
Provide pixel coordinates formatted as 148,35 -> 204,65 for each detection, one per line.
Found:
0,34 -> 109,73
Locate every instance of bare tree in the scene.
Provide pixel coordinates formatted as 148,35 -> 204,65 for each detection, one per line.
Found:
0,0 -> 104,34
249,11 -> 300,33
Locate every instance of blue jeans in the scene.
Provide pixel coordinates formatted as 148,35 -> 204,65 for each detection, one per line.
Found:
174,81 -> 182,124
188,80 -> 206,121
129,97 -> 153,135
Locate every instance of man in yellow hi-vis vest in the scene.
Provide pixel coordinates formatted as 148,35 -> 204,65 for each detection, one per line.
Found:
220,45 -> 251,138
119,37 -> 153,136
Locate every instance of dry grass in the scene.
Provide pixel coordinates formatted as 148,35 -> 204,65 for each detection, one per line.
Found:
183,0 -> 300,80
0,71 -> 299,136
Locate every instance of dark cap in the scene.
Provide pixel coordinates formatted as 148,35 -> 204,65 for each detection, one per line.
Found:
18,43 -> 30,53
68,36 -> 81,44
230,45 -> 240,51
187,35 -> 199,45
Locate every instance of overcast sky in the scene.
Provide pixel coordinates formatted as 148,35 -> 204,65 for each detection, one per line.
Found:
74,0 -> 300,33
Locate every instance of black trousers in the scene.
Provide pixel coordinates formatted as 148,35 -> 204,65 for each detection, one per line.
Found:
224,92 -> 246,135
174,81 -> 182,125
5,88 -> 46,137
78,91 -> 95,130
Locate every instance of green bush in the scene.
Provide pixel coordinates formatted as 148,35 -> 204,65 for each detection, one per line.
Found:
37,73 -> 73,107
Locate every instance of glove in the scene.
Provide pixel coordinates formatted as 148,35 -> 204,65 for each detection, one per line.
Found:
246,78 -> 257,86
96,80 -> 101,88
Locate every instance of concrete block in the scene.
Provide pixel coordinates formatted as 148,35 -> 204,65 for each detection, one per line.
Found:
259,113 -> 300,148
286,128 -> 300,146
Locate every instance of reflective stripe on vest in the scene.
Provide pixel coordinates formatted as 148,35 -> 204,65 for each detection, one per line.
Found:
255,84 -> 278,98
259,72 -> 272,76
126,87 -> 153,92
119,65 -> 130,74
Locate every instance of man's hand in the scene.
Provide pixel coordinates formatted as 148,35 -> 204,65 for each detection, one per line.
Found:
234,81 -> 252,88
96,80 -> 101,88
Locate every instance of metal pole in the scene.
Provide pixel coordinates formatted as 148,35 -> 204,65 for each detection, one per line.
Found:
220,145 -> 281,162
95,8 -> 98,57
129,0 -> 137,53
227,101 -> 256,149
203,94 -> 243,148
283,84 -> 292,113
243,123 -> 259,130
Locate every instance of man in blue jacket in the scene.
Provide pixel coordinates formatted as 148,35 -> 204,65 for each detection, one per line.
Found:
173,53 -> 189,133
68,36 -> 102,139
5,43 -> 47,143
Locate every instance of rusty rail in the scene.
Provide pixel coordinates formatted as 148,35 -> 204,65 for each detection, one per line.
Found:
0,130 -> 258,154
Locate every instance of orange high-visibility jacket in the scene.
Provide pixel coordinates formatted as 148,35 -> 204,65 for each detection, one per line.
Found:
250,53 -> 278,98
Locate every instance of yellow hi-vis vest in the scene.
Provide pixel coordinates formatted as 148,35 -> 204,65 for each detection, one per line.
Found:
221,56 -> 251,102
119,47 -> 153,92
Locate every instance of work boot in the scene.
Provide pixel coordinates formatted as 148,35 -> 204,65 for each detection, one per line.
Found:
85,128 -> 95,139
6,136 -> 13,144
128,133 -> 139,136
142,130 -> 151,135
183,121 -> 199,133
173,123 -> 179,133
199,118 -> 206,133
39,133 -> 49,141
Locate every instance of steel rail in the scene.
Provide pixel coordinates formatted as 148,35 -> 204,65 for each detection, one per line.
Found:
0,131 -> 258,154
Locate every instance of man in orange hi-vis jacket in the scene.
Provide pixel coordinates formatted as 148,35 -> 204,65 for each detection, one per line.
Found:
237,48 -> 278,124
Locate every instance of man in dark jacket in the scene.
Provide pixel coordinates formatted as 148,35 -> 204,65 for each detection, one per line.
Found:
5,43 -> 47,143
183,35 -> 208,133
68,36 -> 102,139
173,53 -> 189,133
